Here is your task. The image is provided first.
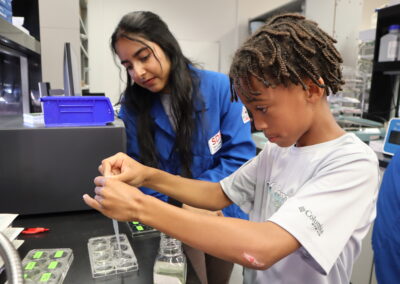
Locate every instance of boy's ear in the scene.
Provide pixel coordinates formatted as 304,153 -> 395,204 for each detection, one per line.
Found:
305,77 -> 325,102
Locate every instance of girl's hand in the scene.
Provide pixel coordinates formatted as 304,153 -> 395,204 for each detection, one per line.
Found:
83,177 -> 146,222
98,152 -> 151,187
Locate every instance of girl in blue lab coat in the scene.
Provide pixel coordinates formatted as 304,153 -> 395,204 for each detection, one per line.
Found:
111,11 -> 255,283
372,150 -> 400,284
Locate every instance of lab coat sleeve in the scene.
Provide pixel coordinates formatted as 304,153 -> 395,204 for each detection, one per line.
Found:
196,78 -> 256,218
118,106 -> 139,159
118,106 -> 169,201
196,72 -> 256,183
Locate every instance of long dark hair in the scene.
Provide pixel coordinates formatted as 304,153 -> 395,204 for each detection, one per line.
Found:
230,13 -> 345,101
111,11 -> 200,177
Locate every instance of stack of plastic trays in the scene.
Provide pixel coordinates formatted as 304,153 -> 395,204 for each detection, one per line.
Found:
87,233 -> 138,279
21,248 -> 73,284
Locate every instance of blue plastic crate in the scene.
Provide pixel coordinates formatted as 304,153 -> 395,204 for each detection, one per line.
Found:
0,4 -> 11,23
40,96 -> 114,127
0,0 -> 12,11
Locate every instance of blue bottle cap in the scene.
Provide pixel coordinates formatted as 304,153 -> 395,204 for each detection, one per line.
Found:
388,24 -> 400,31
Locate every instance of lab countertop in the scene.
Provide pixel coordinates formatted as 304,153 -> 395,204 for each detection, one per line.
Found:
0,210 -> 161,284
0,115 -> 125,130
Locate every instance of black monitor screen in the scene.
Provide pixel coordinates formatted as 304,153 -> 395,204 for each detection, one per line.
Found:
63,42 -> 74,96
388,130 -> 400,145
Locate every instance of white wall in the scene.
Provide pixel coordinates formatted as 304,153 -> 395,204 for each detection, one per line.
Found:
236,0 -> 292,45
303,0 -> 364,68
87,0 -> 233,103
361,0 -> 388,31
86,0 -> 386,104
87,0 -> 285,104
39,0 -> 81,93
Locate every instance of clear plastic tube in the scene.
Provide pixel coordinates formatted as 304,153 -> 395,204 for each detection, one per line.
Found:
0,232 -> 23,284
112,219 -> 122,256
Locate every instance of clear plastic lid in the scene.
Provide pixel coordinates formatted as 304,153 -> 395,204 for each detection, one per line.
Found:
87,234 -> 138,278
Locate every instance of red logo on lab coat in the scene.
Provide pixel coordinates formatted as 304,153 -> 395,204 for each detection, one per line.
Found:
208,131 -> 222,155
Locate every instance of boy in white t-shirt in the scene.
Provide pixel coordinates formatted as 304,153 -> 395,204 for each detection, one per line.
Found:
83,13 -> 379,284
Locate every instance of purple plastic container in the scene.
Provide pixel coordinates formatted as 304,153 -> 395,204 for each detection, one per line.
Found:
40,96 -> 114,127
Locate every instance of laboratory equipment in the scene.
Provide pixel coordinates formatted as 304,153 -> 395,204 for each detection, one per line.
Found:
127,221 -> 158,237
0,232 -> 23,284
21,248 -> 73,284
383,117 -> 400,155
87,234 -> 138,279
0,117 -> 126,215
327,65 -> 386,143
329,66 -> 364,116
357,33 -> 375,114
334,115 -> 385,143
378,24 -> 400,62
153,233 -> 187,284
112,219 -> 122,255
0,16 -> 42,116
367,4 -> 400,122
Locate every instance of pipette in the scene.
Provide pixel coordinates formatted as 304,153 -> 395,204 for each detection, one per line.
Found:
112,219 -> 122,256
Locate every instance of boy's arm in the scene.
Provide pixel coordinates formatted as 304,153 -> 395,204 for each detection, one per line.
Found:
144,199 -> 300,270
83,181 -> 300,270
143,166 -> 232,210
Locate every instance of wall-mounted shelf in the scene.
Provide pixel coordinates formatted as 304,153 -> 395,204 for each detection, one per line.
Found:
80,42 -> 88,58
0,17 -> 40,55
374,61 -> 400,73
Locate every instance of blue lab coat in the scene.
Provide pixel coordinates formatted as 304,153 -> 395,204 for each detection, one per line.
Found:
372,150 -> 400,284
118,67 -> 256,219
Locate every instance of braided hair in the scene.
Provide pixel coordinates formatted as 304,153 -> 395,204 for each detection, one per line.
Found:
229,13 -> 345,101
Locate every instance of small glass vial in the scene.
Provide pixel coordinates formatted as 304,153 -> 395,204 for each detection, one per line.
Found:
153,233 -> 187,284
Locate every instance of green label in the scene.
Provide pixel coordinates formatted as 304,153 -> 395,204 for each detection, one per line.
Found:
132,221 -> 139,224
54,250 -> 64,258
40,272 -> 52,282
25,262 -> 36,270
48,261 -> 58,269
33,251 -> 43,259
136,225 -> 144,231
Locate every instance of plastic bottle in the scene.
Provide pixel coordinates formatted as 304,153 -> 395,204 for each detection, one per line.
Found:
398,30 -> 400,61
378,24 -> 400,62
153,233 -> 187,284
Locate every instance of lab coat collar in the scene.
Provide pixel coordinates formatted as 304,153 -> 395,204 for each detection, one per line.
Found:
152,98 -> 175,137
152,93 -> 208,135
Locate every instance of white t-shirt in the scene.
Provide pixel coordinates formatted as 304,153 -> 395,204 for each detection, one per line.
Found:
220,133 -> 379,284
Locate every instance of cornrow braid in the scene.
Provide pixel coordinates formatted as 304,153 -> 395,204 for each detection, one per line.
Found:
230,13 -> 345,101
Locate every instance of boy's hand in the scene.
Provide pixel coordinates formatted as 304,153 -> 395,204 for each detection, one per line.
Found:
98,152 -> 150,187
